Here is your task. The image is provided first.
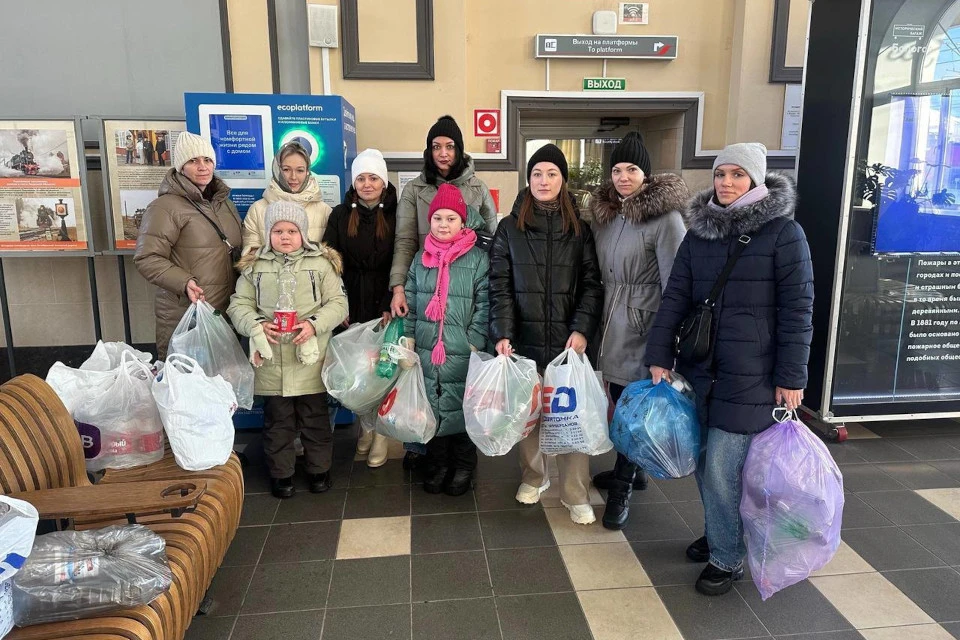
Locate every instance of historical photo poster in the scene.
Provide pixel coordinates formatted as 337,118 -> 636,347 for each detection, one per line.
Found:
0,120 -> 88,252
102,119 -> 185,251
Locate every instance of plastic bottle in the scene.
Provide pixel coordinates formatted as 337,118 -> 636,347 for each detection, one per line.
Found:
274,264 -> 298,343
376,317 -> 404,378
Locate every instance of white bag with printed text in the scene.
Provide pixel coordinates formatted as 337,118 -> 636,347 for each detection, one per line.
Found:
539,349 -> 613,456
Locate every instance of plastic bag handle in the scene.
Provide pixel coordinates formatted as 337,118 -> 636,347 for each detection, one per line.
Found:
772,407 -> 797,423
118,349 -> 153,380
165,353 -> 202,375
384,341 -> 419,364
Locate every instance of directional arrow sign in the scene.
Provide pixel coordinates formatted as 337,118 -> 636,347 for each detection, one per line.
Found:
535,34 -> 679,60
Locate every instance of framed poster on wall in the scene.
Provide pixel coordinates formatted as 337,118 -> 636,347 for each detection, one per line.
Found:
0,118 -> 92,256
98,118 -> 186,253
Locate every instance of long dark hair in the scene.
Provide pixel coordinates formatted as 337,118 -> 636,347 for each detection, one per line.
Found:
346,185 -> 393,240
423,149 -> 471,186
517,183 -> 581,236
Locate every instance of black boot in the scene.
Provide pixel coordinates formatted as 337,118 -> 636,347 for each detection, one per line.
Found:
695,563 -> 743,596
593,455 -> 648,491
271,476 -> 295,499
424,466 -> 450,494
686,536 -> 710,562
445,469 -> 473,496
308,472 -> 332,493
601,454 -> 636,530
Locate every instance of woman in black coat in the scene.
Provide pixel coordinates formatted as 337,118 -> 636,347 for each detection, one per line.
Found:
489,144 -> 604,525
644,143 -> 814,596
322,148 -> 397,467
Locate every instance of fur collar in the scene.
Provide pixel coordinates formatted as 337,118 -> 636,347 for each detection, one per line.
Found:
685,172 -> 796,240
591,173 -> 689,225
236,242 -> 343,275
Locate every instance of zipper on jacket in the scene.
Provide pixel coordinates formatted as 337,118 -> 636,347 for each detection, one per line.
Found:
545,213 -> 553,366
255,273 -> 263,307
309,270 -> 318,302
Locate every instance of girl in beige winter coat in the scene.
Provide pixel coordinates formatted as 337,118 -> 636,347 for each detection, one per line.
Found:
228,201 -> 348,499
241,141 -> 333,254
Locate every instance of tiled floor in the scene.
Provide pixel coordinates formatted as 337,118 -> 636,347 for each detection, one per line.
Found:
186,421 -> 960,640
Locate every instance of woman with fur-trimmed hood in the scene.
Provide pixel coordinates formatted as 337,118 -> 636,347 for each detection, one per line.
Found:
644,143 -> 814,596
589,132 -> 689,532
229,201 -> 348,500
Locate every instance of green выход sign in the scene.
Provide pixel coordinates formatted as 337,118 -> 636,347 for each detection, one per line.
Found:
583,77 -> 626,90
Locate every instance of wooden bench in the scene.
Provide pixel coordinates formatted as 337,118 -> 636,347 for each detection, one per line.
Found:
0,374 -> 244,640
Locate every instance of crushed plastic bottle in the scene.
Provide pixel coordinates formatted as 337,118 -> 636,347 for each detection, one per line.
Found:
376,317 -> 404,378
274,263 -> 298,343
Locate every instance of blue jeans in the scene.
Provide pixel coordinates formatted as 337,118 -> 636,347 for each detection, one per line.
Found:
701,427 -> 755,572
404,442 -> 427,455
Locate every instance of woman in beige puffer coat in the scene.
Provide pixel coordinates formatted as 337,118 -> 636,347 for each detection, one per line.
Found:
242,141 -> 333,254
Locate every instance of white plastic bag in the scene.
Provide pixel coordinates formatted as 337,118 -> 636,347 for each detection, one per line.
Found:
358,410 -> 377,433
464,352 -> 542,456
46,353 -> 165,472
539,349 -> 613,455
153,354 -> 237,471
322,318 -> 400,414
80,341 -> 152,372
375,348 -> 437,444
0,496 -> 39,638
169,301 -> 254,409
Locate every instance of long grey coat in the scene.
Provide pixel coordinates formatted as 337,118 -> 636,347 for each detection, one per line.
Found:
591,174 -> 688,386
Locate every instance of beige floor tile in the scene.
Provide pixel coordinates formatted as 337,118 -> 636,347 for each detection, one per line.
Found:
810,573 -> 935,629
335,516 -> 411,559
844,422 -> 880,439
860,624 -> 955,640
578,588 -> 683,640
559,542 -> 651,590
544,506 -> 624,544
810,541 -> 874,577
916,488 -> 960,520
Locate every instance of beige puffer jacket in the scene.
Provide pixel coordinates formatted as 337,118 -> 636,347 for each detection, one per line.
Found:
228,245 -> 348,397
134,170 -> 242,358
241,176 -> 332,254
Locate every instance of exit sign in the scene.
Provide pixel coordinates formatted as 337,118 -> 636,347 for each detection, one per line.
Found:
583,77 -> 626,90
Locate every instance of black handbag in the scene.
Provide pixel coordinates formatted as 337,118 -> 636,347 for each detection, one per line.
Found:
675,235 -> 751,362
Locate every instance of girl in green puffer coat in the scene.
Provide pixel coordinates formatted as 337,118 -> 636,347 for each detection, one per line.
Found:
228,201 -> 348,500
404,184 -> 489,497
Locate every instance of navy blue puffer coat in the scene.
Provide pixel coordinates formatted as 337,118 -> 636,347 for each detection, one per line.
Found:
644,173 -> 813,435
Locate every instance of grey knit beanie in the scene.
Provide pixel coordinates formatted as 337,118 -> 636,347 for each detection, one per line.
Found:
264,201 -> 317,251
713,143 -> 767,187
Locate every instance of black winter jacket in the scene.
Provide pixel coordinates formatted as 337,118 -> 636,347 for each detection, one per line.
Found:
322,184 -> 397,323
644,173 -> 814,435
489,190 -> 604,369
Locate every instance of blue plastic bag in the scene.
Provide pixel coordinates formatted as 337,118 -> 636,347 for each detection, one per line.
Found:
610,377 -> 700,479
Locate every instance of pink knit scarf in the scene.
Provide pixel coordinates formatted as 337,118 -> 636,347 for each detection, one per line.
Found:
421,228 -> 477,365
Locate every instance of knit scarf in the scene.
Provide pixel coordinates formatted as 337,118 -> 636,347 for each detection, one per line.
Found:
421,228 -> 477,365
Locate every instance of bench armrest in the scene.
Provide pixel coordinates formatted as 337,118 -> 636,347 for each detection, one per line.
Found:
8,480 -> 206,521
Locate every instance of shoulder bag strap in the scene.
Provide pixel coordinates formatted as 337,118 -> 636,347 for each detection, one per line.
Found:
186,198 -> 236,250
704,234 -> 751,307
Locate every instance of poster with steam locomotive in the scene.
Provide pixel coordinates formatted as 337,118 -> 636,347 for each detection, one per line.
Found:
0,119 -> 91,254
99,119 -> 185,252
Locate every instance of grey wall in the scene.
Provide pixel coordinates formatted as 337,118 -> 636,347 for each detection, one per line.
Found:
1,0 -> 227,137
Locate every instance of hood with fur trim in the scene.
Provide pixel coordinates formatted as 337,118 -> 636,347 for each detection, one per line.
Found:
236,242 -> 343,275
686,172 -> 796,240
591,173 -> 689,226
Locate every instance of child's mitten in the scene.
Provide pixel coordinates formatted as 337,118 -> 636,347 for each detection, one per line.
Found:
297,335 -> 320,365
249,324 -> 274,368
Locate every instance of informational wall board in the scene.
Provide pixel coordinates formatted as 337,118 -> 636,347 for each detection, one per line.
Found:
100,119 -> 186,252
0,119 -> 91,255
184,94 -> 357,214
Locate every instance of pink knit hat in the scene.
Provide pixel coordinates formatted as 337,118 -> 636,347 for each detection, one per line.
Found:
428,183 -> 467,221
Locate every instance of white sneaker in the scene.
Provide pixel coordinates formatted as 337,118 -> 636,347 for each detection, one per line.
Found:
515,480 -> 551,504
561,500 -> 596,525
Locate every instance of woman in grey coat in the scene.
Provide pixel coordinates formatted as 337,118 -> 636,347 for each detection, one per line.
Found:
589,132 -> 688,530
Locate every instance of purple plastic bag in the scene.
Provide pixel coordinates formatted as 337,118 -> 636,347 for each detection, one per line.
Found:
740,413 -> 844,600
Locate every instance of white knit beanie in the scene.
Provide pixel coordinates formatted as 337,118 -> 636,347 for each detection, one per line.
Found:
264,201 -> 317,251
713,142 -> 768,187
351,148 -> 389,186
173,131 -> 217,173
